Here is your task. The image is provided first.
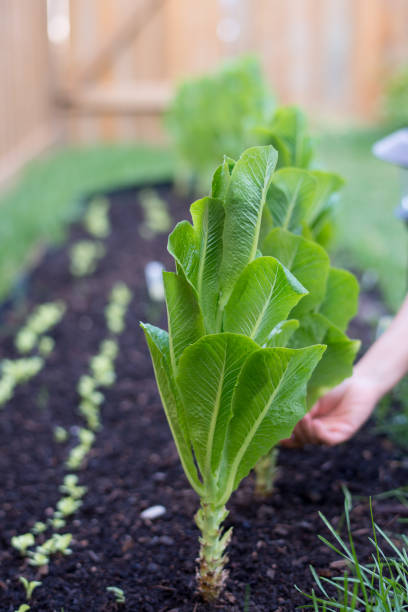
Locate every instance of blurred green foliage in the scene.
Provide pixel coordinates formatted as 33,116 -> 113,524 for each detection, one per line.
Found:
376,376 -> 408,449
0,145 -> 173,301
258,106 -> 314,169
385,66 -> 408,127
317,128 -> 406,312
167,56 -> 275,191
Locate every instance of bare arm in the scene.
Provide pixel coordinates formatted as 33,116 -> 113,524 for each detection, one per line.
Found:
355,294 -> 408,399
283,294 -> 408,447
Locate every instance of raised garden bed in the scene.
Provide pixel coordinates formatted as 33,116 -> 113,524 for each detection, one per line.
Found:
0,184 -> 407,611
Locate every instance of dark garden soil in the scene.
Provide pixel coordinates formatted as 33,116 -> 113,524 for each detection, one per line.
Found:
0,184 -> 407,612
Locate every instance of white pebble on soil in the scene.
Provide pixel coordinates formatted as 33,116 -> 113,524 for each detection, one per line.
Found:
140,505 -> 166,520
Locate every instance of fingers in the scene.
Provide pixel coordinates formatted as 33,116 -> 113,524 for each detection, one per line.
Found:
309,383 -> 347,418
281,412 -> 352,448
281,413 -> 318,448
280,436 -> 300,448
309,417 -> 356,446
281,380 -> 357,448
295,413 -> 319,445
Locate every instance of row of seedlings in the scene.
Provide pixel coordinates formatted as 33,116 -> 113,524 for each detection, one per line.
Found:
0,302 -> 65,408
69,196 -> 111,277
9,283 -> 132,611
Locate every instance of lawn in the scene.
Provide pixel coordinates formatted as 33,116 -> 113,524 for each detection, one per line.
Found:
0,145 -> 174,301
317,128 -> 406,312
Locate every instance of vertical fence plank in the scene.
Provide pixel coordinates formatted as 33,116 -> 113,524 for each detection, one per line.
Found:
68,0 -> 101,142
163,0 -> 221,81
320,0 -> 354,120
0,0 -> 56,187
98,0 -> 116,141
352,0 -> 388,118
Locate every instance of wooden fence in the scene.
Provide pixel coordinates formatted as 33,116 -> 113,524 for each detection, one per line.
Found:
59,0 -> 408,143
0,0 -> 59,186
1,0 -> 408,180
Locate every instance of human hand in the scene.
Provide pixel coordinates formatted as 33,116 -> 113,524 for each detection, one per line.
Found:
282,374 -> 380,447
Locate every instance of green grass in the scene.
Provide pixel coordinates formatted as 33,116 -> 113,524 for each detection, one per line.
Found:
316,128 -> 407,312
0,145 -> 174,301
300,490 -> 408,611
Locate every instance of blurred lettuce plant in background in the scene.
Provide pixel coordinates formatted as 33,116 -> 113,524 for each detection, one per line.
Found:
166,55 -> 275,192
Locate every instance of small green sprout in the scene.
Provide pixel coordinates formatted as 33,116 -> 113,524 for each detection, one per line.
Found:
106,586 -> 126,604
38,534 -> 72,556
83,196 -> 111,238
19,577 -> 42,600
86,389 -> 104,406
54,426 -> 68,443
32,521 -> 47,535
139,188 -> 171,238
105,304 -> 124,334
0,357 -> 44,408
105,283 -> 132,334
15,302 -> 65,353
66,445 -> 87,470
15,605 -> 30,612
66,428 -> 95,469
27,550 -> 49,567
70,240 -> 106,277
110,283 -> 132,306
60,474 -> 87,499
90,354 -> 115,387
100,339 -> 118,359
0,374 -> 14,407
15,329 -> 36,353
50,533 -> 72,555
56,497 -> 82,517
48,517 -> 66,530
29,302 -> 65,335
38,336 -> 55,357
77,337 -> 120,430
11,533 -> 35,555
78,427 -> 95,447
3,357 -> 44,384
77,375 -> 97,398
79,400 -> 101,431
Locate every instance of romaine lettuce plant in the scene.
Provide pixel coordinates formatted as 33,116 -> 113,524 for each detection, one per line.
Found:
259,105 -> 314,169
142,146 -> 326,601
259,106 -> 345,247
209,147 -> 359,409
252,155 -> 359,496
169,72 -> 343,249
254,236 -> 359,498
261,196 -> 360,406
167,56 -> 275,192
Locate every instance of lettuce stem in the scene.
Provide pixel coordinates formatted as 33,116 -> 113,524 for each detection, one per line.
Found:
195,501 -> 232,602
254,447 -> 279,498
